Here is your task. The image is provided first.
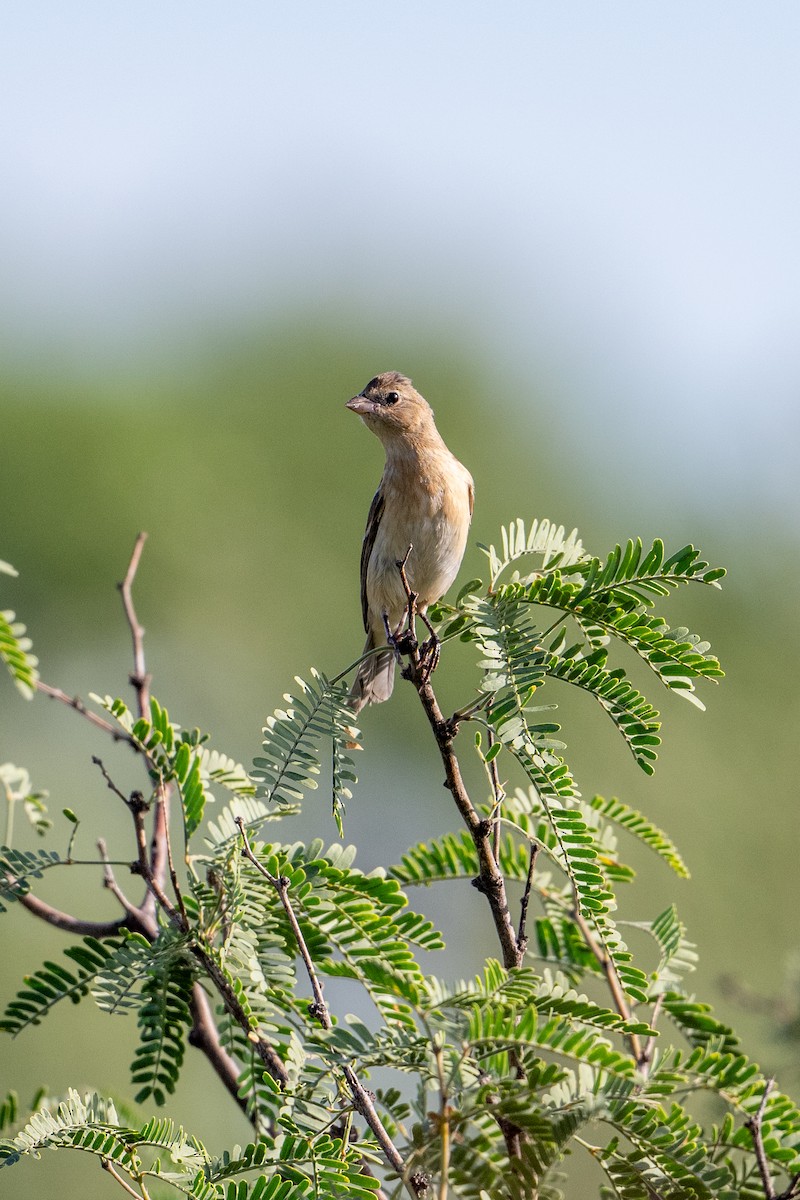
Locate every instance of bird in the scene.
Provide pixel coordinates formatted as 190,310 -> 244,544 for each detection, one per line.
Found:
346,371 -> 474,714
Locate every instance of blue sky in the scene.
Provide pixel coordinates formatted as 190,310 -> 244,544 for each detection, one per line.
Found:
2,2 -> 798,513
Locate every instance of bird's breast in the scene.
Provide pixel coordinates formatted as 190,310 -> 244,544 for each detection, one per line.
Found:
366,456 -> 472,622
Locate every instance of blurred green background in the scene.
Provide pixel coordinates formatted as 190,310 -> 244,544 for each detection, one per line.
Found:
2,3 -> 799,1196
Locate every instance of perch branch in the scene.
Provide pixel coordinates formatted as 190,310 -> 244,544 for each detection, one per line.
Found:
392,563 -> 521,970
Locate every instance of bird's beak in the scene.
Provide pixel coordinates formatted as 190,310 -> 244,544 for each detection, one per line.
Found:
346,395 -> 372,415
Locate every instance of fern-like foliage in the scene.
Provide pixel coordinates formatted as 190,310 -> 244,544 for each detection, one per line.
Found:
0,561 -> 39,699
587,794 -> 689,878
478,517 -> 586,588
130,936 -> 196,1105
543,630 -> 661,773
0,844 -> 61,910
251,670 -> 359,834
7,524 -> 798,1200
0,937 -> 121,1035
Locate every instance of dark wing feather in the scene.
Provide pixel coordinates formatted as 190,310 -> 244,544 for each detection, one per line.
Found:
360,484 -> 385,631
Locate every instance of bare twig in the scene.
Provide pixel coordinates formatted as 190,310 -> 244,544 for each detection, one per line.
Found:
118,532 -> 150,721
98,838 -> 140,920
236,816 -> 331,1029
780,1175 -> 800,1200
16,889 -> 128,938
187,984 -> 253,1120
639,992 -> 663,1079
516,843 -> 540,954
747,1078 -> 777,1199
155,782 -> 189,927
35,680 -> 138,748
92,755 -> 134,808
115,535 -> 172,918
433,1041 -> 450,1200
484,717 -> 504,863
100,1157 -> 146,1199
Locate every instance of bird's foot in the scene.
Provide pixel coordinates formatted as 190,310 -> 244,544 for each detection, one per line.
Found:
419,633 -> 441,683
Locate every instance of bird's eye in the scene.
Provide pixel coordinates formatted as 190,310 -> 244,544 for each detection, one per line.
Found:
384,391 -> 400,405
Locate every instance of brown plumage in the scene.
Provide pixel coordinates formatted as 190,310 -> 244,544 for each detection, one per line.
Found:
346,372 -> 474,713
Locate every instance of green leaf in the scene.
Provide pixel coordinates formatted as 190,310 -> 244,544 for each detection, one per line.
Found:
588,795 -> 689,878
0,845 -> 61,912
130,938 -> 195,1105
0,591 -> 39,699
252,670 -> 359,832
0,938 -> 121,1034
544,638 -> 661,774
479,517 -> 586,588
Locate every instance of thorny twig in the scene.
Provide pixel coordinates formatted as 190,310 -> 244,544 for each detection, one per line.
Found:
235,816 -> 331,1030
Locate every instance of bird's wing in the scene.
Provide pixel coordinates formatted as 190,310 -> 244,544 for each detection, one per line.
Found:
360,483 -> 385,631
468,478 -> 475,519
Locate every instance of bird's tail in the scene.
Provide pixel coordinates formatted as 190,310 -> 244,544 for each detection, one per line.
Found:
348,628 -> 395,714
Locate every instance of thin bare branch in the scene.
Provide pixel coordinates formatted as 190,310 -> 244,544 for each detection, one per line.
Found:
639,992 -> 664,1079
235,817 -> 416,1193
16,888 -> 127,937
35,679 -> 138,748
118,532 -> 150,721
747,1078 -> 777,1200
156,782 -> 189,926
573,907 -> 643,1063
516,842 -> 540,955
236,816 -> 331,1029
98,838 -> 140,919
187,984 -> 252,1121
100,1157 -> 144,1199
92,755 -> 133,808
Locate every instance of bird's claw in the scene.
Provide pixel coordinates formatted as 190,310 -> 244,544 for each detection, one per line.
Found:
419,633 -> 441,683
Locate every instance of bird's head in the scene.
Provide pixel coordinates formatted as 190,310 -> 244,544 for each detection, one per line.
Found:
346,372 -> 435,443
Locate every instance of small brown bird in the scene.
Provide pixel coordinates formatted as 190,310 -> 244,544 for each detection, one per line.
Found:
346,372 -> 474,713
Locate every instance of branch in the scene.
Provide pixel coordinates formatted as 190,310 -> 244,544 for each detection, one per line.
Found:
187,984 -> 251,1120
235,818 -> 418,1194
100,1157 -> 145,1199
98,838 -> 140,920
114,534 -> 172,914
572,907 -> 644,1064
516,843 -> 539,955
118,532 -> 150,721
35,680 -> 138,749
235,817 -> 330,1028
747,1078 -> 777,1200
392,572 -> 521,971
638,992 -> 663,1080
16,888 -> 128,937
